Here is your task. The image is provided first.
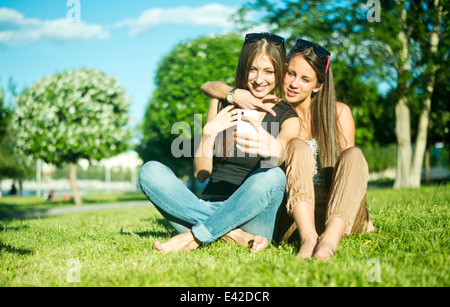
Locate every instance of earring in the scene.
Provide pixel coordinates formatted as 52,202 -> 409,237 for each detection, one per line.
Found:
311,91 -> 318,98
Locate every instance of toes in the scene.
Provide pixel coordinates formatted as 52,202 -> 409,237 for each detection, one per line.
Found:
313,248 -> 334,261
250,235 -> 269,253
153,241 -> 164,253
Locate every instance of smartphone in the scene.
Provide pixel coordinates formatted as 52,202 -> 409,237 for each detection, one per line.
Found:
237,109 -> 258,135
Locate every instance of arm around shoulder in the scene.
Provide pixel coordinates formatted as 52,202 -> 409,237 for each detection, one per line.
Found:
336,102 -> 355,150
201,81 -> 232,99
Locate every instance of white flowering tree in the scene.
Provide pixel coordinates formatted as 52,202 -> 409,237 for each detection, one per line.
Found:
13,68 -> 132,205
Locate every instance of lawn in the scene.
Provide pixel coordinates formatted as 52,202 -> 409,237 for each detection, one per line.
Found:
0,192 -> 147,212
0,184 -> 448,287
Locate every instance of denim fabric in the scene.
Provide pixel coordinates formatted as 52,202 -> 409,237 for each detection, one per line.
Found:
138,161 -> 286,244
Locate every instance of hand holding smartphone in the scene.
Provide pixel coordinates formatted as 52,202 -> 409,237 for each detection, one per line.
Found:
237,109 -> 258,135
236,109 -> 258,153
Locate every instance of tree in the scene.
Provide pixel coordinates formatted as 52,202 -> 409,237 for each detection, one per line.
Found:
408,0 -> 449,186
137,33 -> 243,190
234,1 -> 388,147
13,68 -> 132,205
234,0 -> 448,188
1,80 -> 35,196
0,89 -> 15,196
0,90 -> 7,138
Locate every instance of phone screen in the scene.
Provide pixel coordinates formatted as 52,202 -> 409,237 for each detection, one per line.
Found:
237,109 -> 258,135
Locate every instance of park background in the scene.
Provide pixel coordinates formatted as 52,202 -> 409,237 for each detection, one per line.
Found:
0,0 -> 448,287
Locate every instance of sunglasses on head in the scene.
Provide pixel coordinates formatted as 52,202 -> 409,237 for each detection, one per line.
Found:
245,33 -> 285,46
292,39 -> 330,58
292,39 -> 331,73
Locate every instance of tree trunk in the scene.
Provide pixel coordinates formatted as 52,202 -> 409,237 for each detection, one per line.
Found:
410,86 -> 432,187
394,97 -> 412,189
393,3 -> 412,189
69,162 -> 82,206
424,146 -> 430,185
409,0 -> 441,188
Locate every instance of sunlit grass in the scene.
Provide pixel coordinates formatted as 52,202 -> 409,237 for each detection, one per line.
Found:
0,184 -> 449,286
0,192 -> 147,212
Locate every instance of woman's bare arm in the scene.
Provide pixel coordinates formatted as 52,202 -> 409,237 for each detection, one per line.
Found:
201,81 -> 277,116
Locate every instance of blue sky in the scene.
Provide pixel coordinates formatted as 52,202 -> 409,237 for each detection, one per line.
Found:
0,0 -> 270,127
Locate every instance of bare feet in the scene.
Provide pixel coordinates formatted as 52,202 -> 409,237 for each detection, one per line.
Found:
367,218 -> 377,233
153,230 -> 201,253
312,217 -> 345,261
292,201 -> 318,259
313,239 -> 336,261
222,229 -> 254,246
296,237 -> 318,259
249,235 -> 269,253
223,229 -> 269,253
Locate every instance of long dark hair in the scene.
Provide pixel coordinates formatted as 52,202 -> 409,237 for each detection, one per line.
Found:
217,34 -> 287,159
235,36 -> 286,98
287,46 -> 340,174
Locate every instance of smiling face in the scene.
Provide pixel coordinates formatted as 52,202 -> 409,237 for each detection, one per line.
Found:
247,53 -> 277,99
235,36 -> 286,99
284,55 -> 322,105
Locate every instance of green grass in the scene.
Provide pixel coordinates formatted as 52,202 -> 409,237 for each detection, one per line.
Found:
0,192 -> 147,212
0,184 -> 449,287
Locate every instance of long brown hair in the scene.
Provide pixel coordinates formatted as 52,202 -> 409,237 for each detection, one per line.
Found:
235,36 -> 286,98
217,34 -> 287,159
287,47 -> 340,175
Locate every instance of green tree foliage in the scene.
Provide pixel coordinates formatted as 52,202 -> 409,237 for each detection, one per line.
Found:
331,59 -> 384,147
0,90 -> 15,179
0,88 -> 30,184
13,68 -> 132,204
13,69 -> 132,164
235,0 -> 448,187
0,94 -> 16,180
235,0 -> 385,148
137,33 -> 243,180
0,90 -> 7,137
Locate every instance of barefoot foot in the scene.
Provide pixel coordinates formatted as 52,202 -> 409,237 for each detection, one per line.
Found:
222,229 -> 254,246
313,239 -> 336,261
367,219 -> 377,233
153,241 -> 163,252
249,235 -> 269,253
312,217 -> 345,261
296,237 -> 318,260
153,230 -> 201,253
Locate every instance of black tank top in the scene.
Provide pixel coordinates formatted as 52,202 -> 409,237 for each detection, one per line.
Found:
201,100 -> 298,197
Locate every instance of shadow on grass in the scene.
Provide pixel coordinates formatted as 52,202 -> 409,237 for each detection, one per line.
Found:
0,222 -> 34,255
120,218 -> 178,239
0,241 -> 34,255
0,192 -> 148,213
0,224 -> 30,232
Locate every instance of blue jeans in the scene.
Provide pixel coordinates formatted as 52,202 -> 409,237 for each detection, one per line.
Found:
138,161 -> 286,244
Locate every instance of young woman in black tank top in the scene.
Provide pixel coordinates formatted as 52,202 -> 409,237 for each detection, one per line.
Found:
139,33 -> 300,253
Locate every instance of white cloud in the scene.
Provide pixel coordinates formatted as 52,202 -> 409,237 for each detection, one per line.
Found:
115,3 -> 238,36
0,7 -> 109,46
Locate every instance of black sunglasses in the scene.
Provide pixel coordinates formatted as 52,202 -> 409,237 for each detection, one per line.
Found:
245,33 -> 285,46
292,39 -> 330,58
